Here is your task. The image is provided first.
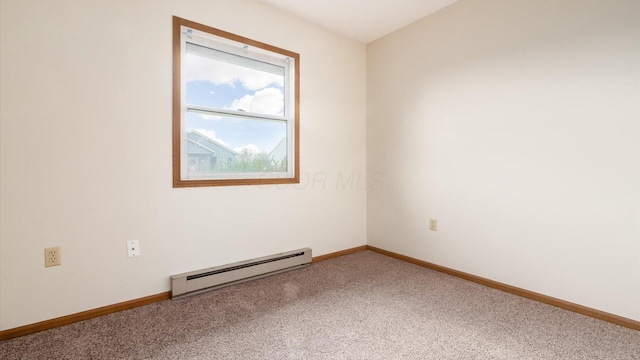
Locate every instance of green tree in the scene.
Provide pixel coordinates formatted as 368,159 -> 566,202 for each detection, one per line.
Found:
231,149 -> 284,172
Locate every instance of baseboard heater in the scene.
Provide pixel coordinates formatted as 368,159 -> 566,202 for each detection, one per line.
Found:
171,248 -> 312,299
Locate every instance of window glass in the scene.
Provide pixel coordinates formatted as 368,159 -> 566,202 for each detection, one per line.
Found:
186,113 -> 288,177
173,17 -> 299,186
185,43 -> 286,116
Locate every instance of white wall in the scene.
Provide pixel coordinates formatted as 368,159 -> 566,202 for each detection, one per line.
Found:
2,0 -> 638,332
0,0 -> 367,330
367,0 -> 640,321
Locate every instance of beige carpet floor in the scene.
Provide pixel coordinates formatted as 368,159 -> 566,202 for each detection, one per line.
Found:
1,250 -> 639,359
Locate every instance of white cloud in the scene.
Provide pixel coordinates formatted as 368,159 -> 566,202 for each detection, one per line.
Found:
230,87 -> 284,116
185,54 -> 283,91
234,144 -> 260,154
197,113 -> 222,121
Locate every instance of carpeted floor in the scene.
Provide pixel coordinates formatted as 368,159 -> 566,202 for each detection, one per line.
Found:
1,250 -> 639,359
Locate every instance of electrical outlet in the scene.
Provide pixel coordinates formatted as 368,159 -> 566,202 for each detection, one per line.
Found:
429,218 -> 438,231
44,246 -> 61,267
127,240 -> 140,258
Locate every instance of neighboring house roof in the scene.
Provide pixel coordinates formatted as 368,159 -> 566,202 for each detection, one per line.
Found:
269,137 -> 287,160
187,130 -> 239,157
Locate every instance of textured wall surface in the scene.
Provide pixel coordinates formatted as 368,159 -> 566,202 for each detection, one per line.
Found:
367,0 -> 640,320
0,0 -> 367,330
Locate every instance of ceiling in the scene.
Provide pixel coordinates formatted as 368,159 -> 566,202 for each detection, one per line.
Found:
257,0 -> 460,43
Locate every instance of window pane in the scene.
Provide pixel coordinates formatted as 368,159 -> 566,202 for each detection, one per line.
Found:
186,111 -> 287,177
185,43 -> 285,116
174,17 -> 299,187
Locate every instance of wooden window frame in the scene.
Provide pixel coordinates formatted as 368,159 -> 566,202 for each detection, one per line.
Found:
172,16 -> 300,187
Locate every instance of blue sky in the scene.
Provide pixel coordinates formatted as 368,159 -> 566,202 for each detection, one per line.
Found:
185,52 -> 287,154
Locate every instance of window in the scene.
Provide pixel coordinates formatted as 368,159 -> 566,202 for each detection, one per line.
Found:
173,17 -> 299,187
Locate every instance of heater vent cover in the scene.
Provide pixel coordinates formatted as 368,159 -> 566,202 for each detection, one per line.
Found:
171,248 -> 312,299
